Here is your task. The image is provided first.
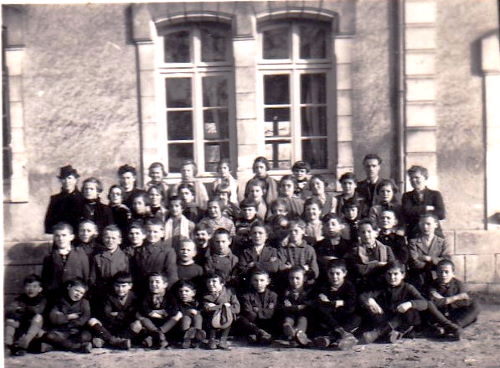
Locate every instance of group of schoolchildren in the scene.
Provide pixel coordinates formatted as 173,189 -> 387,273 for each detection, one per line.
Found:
5,155 -> 480,356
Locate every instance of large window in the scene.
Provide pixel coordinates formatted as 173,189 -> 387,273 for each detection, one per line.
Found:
157,22 -> 234,174
259,20 -> 332,171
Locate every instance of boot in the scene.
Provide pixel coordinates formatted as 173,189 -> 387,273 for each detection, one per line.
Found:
295,330 -> 311,346
334,328 -> 358,350
108,336 -> 131,350
182,327 -> 196,349
361,328 -> 381,344
313,336 -> 330,348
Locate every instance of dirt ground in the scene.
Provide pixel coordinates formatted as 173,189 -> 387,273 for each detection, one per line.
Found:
4,304 -> 500,368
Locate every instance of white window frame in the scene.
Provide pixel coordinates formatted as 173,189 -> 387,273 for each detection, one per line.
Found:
257,20 -> 335,175
154,23 -> 236,178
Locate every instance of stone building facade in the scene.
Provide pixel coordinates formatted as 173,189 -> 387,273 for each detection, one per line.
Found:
2,1 -> 500,299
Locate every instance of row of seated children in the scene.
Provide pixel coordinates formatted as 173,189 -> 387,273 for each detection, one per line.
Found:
6,257 -> 478,356
44,155 -> 445,246
6,214 -> 478,355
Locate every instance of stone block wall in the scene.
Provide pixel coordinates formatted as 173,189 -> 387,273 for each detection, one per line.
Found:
445,230 -> 500,294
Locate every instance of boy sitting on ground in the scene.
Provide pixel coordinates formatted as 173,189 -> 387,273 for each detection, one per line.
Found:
427,259 -> 480,335
5,274 -> 47,356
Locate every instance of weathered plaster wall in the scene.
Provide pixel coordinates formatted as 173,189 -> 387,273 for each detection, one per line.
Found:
435,0 -> 497,230
351,0 -> 394,181
4,4 -> 139,241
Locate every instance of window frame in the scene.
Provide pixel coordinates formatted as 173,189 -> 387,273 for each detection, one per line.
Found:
257,20 -> 335,175
154,22 -> 236,178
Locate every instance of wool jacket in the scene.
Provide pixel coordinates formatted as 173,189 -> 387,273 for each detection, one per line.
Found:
203,286 -> 240,315
408,235 -> 450,270
5,294 -> 47,321
315,280 -> 357,315
237,245 -> 280,275
278,239 -> 319,279
90,247 -> 130,287
360,282 -> 428,314
352,240 -> 395,277
41,247 -> 90,294
48,296 -> 91,331
132,240 -> 178,287
102,291 -> 139,331
241,289 -> 278,320
427,278 -> 472,310
377,231 -> 409,265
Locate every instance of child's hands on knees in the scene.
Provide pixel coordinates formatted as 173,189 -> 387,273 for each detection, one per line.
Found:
318,293 -> 330,303
396,302 -> 412,313
367,298 -> 383,314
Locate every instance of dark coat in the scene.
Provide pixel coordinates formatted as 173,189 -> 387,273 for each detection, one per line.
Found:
241,289 -> 278,320
402,188 -> 445,238
41,247 -> 90,295
356,178 -> 383,207
5,294 -> 47,321
203,287 -> 240,316
237,246 -> 280,276
360,282 -> 428,314
377,231 -> 409,265
314,280 -> 357,316
81,199 -> 114,235
44,189 -> 85,233
90,247 -> 130,287
427,278 -> 473,310
279,287 -> 312,318
137,292 -> 177,321
102,291 -> 139,332
123,188 -> 147,210
132,241 -> 178,288
48,296 -> 91,331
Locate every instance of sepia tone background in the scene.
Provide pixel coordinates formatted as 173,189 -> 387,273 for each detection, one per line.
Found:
2,0 -> 500,303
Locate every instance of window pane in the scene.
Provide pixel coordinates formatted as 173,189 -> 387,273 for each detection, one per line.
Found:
265,140 -> 291,169
202,76 -> 227,107
205,142 -> 229,172
264,108 -> 290,137
168,143 -> 194,172
204,109 -> 228,139
167,111 -> 193,140
263,26 -> 290,59
201,25 -> 228,62
302,139 -> 327,169
166,78 -> 192,107
301,106 -> 327,136
264,75 -> 290,104
164,30 -> 191,62
301,74 -> 326,104
299,24 -> 326,59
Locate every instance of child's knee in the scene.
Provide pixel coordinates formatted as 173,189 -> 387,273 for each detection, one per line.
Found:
5,318 -> 20,328
130,320 -> 143,333
88,317 -> 101,327
32,314 -> 44,326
